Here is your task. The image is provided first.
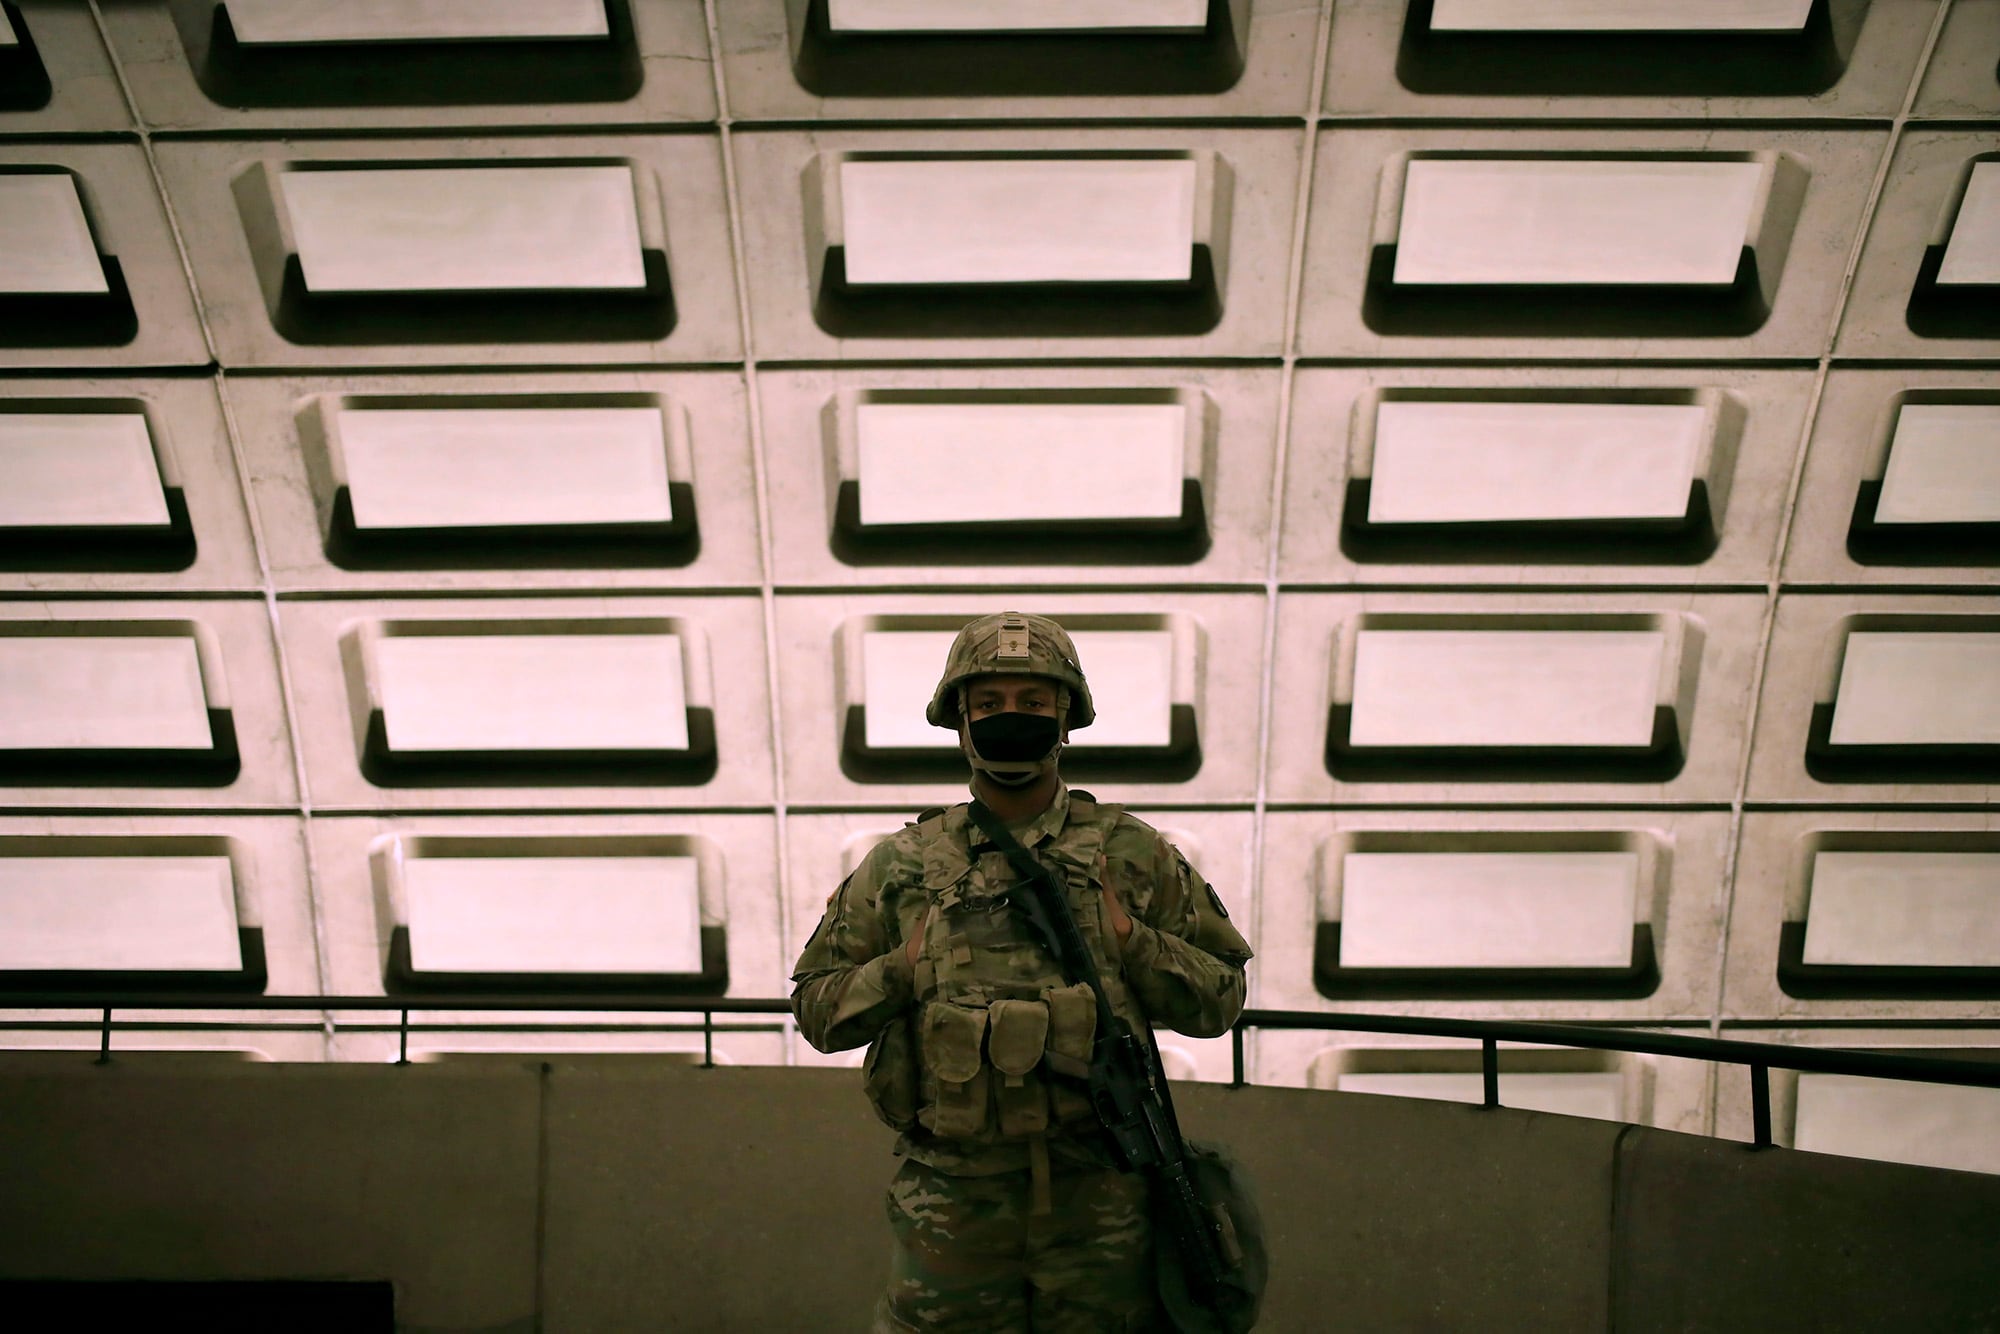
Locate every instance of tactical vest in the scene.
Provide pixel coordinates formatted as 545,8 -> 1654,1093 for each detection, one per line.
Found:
863,796 -> 1139,1146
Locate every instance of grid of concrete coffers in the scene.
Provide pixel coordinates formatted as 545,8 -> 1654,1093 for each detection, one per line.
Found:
2,0 -> 1996,1172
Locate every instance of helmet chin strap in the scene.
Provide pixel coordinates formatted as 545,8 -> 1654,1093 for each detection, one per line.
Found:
962,735 -> 1061,787
978,762 -> 1046,788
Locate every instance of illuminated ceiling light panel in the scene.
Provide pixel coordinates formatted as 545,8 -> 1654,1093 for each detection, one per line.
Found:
0,856 -> 241,971
338,407 -> 672,530
1369,401 -> 1705,523
282,166 -> 646,293
856,402 -> 1184,526
1937,162 -> 2000,287
1394,159 -> 1764,286
0,414 -> 170,528
374,633 -> 688,752
0,636 -> 212,750
1338,1073 -> 1625,1121
1350,629 -> 1665,748
862,628 -> 1174,749
841,158 -> 1198,286
0,15 -> 16,44
828,0 -> 1208,30
223,0 -> 610,44
1340,851 -> 1639,968
404,855 -> 701,974
1804,852 -> 2000,967
0,174 -> 109,295
1875,405 -> 2000,524
1428,0 -> 1813,30
1795,1076 -> 2000,1176
1829,633 -> 2000,746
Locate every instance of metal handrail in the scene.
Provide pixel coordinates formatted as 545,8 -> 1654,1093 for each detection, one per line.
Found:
4,995 -> 1996,1149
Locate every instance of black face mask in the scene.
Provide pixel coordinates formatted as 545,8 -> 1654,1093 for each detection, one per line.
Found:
967,711 -> 1061,763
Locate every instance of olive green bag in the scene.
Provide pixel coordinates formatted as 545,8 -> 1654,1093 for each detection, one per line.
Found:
1152,1134 -> 1268,1334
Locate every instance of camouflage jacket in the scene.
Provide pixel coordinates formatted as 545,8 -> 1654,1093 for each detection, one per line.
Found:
791,781 -> 1253,1175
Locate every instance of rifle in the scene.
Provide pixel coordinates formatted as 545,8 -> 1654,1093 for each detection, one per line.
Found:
966,800 -> 1239,1315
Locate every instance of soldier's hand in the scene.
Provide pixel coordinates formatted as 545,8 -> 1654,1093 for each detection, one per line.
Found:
903,906 -> 936,968
1101,879 -> 1135,944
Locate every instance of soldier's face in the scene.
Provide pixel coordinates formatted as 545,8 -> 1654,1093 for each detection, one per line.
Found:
959,675 -> 1068,783
963,675 -> 1061,724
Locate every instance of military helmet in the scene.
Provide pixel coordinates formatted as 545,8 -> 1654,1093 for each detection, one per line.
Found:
926,612 -> 1094,731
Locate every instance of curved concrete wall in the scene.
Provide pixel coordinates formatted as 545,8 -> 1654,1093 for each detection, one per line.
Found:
1,1061 -> 1993,1332
1,0 -> 1997,1177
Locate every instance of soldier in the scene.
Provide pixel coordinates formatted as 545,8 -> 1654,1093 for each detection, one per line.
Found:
792,612 -> 1254,1332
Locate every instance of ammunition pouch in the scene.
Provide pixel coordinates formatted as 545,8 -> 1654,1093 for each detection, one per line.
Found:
987,999 -> 1050,1137
1041,982 -> 1099,1126
903,987 -> 1105,1143
919,1000 -> 991,1139
862,1014 -> 920,1134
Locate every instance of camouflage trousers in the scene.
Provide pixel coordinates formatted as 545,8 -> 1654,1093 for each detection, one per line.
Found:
874,1156 -> 1163,1333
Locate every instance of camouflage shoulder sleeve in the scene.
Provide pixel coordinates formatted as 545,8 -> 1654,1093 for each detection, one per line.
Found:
1102,814 -> 1251,1039
790,830 -> 923,1054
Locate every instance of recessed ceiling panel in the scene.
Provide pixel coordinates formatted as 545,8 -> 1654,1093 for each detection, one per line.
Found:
1369,402 -> 1705,522
1350,630 -> 1665,748
1341,851 -> 1639,968
0,856 -> 241,971
0,413 -> 170,528
1394,159 -> 1764,286
0,636 -> 212,749
0,174 -> 108,295
374,633 -> 688,752
337,407 -> 672,530
1803,851 -> 2000,967
1795,1075 -> 2000,1176
1829,633 -> 2000,746
861,628 -> 1174,749
784,0 -> 1249,102
222,0 -> 611,43
840,158 -> 1197,285
1875,405 -> 2000,525
856,402 -> 1184,526
827,0 -> 1207,30
1428,0 -> 1813,30
1938,162 -> 2000,287
281,165 -> 646,293
404,854 -> 701,974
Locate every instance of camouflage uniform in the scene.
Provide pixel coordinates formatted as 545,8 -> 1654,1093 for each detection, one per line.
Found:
792,780 -> 1252,1331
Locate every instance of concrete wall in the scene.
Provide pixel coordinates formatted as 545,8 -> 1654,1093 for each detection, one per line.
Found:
2,1060 -> 1994,1332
